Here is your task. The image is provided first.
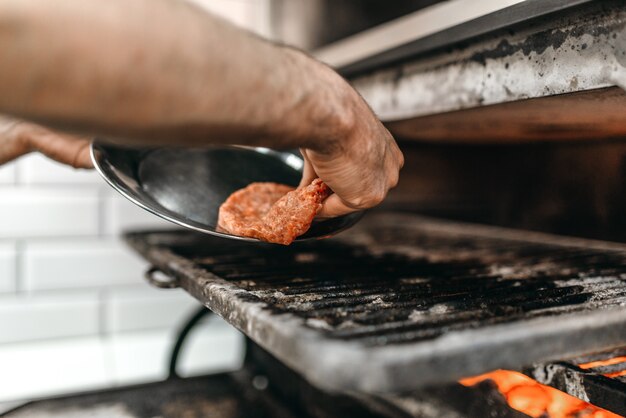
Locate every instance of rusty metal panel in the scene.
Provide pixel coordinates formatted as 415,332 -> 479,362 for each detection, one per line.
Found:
350,1 -> 626,122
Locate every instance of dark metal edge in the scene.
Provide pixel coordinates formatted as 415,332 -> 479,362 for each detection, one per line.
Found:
524,361 -> 626,416
335,0 -> 596,76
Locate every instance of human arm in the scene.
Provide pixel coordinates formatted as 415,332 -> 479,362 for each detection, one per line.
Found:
0,0 -> 402,216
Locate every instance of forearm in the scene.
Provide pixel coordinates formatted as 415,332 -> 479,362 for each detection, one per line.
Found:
0,0 -> 352,150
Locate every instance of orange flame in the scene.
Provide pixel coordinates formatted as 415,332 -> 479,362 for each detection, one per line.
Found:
459,370 -> 621,418
579,356 -> 626,370
579,356 -> 626,378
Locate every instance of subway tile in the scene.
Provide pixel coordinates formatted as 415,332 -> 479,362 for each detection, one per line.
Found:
17,153 -> 100,184
0,163 -> 15,184
105,326 -> 243,385
104,286 -> 203,334
176,323 -> 244,378
0,293 -> 100,344
23,239 -> 147,291
105,330 -> 171,385
0,243 -> 15,293
0,336 -> 109,402
103,194 -> 175,236
0,188 -> 99,238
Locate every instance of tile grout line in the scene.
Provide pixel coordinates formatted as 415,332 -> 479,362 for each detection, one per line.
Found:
14,240 -> 24,294
97,187 -> 107,238
13,160 -> 20,186
99,288 -> 117,386
98,289 -> 108,337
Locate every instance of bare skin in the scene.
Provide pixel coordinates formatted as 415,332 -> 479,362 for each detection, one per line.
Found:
0,116 -> 92,168
0,0 -> 402,217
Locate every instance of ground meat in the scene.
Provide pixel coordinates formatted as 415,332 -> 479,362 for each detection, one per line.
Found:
218,179 -> 331,245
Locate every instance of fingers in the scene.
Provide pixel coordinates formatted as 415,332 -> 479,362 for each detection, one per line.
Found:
317,193 -> 359,218
385,143 -> 402,189
28,130 -> 94,169
298,149 -> 317,188
0,118 -> 29,165
0,134 -> 29,165
391,140 -> 404,170
0,117 -> 94,169
71,140 -> 94,169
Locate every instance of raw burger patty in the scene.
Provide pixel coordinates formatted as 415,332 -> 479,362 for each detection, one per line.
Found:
218,179 -> 331,245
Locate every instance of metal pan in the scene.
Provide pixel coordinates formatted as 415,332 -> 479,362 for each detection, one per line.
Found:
91,141 -> 363,242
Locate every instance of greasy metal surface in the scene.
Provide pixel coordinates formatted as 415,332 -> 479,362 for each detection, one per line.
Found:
125,213 -> 626,393
91,142 -> 363,242
1,374 -> 296,418
244,339 -> 529,418
351,0 -> 626,123
525,348 -> 626,416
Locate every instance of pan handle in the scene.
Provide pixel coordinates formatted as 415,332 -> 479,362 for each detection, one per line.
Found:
144,266 -> 180,289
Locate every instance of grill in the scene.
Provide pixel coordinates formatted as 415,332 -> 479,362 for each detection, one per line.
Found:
125,212 -> 626,393
525,348 -> 626,416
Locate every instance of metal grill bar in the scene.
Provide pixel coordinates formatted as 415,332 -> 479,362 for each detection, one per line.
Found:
525,348 -> 626,416
125,213 -> 626,393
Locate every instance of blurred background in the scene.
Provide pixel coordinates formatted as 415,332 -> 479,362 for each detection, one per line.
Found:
0,0 -> 272,408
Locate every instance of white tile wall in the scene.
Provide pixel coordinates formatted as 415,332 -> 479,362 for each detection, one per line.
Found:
176,322 -> 244,378
23,239 -> 147,291
0,164 -> 15,184
0,293 -> 100,344
107,325 -> 243,386
0,337 -> 109,402
0,188 -> 99,238
0,324 -> 243,402
17,154 -> 100,184
0,0 -> 266,404
103,194 -> 174,236
105,286 -> 203,334
0,243 -> 16,293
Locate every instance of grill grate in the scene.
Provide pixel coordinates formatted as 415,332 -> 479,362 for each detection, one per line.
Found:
126,213 -> 626,393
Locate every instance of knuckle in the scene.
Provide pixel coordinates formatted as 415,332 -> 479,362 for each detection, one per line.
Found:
388,172 -> 399,188
350,189 -> 386,209
370,189 -> 387,205
397,150 -> 405,169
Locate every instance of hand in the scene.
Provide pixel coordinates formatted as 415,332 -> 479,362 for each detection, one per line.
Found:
299,78 -> 404,218
0,116 -> 92,168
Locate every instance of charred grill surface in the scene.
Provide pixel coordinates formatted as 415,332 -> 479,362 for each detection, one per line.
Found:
125,213 -> 626,393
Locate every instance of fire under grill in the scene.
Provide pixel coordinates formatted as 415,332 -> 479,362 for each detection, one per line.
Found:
526,347 -> 626,416
125,213 -> 626,393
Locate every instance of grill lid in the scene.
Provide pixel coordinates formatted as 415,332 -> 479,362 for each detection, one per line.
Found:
125,213 -> 626,393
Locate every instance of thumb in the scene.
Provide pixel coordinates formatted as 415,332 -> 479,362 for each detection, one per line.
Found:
298,149 -> 317,188
317,194 -> 358,218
